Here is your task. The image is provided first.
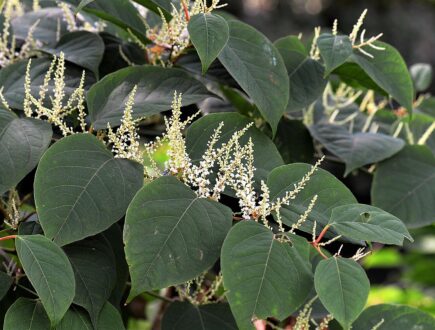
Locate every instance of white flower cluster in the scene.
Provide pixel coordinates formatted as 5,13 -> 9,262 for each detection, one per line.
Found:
145,92 -> 322,232
0,1 -> 40,68
107,85 -> 143,163
23,52 -> 87,136
58,2 -> 106,34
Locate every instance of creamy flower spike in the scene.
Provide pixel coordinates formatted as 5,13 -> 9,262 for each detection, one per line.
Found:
23,52 -> 87,136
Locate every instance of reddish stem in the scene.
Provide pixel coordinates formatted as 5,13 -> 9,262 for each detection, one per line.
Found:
0,235 -> 17,241
181,0 -> 190,21
314,224 -> 330,245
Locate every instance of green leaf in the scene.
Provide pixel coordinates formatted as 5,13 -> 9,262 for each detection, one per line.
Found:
328,204 -> 412,245
218,20 -> 289,134
410,63 -> 432,92
371,145 -> 435,228
188,13 -> 229,74
0,110 -> 52,194
34,134 -> 143,246
185,112 -> 284,191
41,31 -> 105,76
352,304 -> 435,330
0,57 -> 95,111
16,235 -> 76,326
162,302 -> 237,330
63,0 -> 147,41
55,307 -> 93,330
132,0 -> 173,19
0,271 -> 12,300
268,164 -> 357,234
87,65 -> 212,129
221,221 -> 313,329
314,257 -> 369,329
275,36 -> 327,113
96,302 -> 125,330
274,118 -> 315,164
64,235 -> 117,326
124,176 -> 232,299
11,8 -> 68,44
351,42 -> 414,111
75,0 -> 96,13
308,123 -> 404,176
3,298 -> 51,330
317,33 -> 353,75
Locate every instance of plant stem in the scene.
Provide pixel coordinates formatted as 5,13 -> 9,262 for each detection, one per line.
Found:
0,235 -> 17,241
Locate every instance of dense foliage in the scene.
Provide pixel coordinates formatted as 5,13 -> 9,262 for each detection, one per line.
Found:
0,0 -> 434,329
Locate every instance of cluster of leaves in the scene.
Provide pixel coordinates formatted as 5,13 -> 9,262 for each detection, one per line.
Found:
0,0 -> 434,329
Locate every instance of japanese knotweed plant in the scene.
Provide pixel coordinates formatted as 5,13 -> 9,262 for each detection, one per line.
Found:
0,1 -> 434,330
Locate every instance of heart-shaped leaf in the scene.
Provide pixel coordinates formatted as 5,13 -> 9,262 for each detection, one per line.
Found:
188,13 -> 229,74
351,42 -> 414,112
64,235 -> 117,326
352,304 -> 435,330
162,302 -> 237,330
371,145 -> 435,228
16,235 -> 76,326
218,20 -> 289,134
221,221 -> 313,329
275,36 -> 327,113
87,65 -> 212,129
41,31 -> 105,76
328,204 -> 412,245
11,8 -> 68,44
268,164 -> 357,234
4,298 -> 51,330
314,257 -> 369,329
34,134 -> 143,246
124,176 -> 232,300
308,123 -> 404,176
317,33 -> 353,75
0,110 -> 52,194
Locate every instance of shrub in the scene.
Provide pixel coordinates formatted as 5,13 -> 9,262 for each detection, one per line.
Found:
0,0 -> 434,329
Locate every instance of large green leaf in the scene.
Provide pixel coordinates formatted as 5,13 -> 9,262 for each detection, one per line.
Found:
352,304 -> 435,330
267,164 -> 357,234
64,235 -> 117,326
55,307 -> 93,330
317,33 -> 353,75
0,110 -> 52,194
188,13 -> 229,74
218,20 -> 289,134
16,235 -> 76,325
96,302 -> 125,330
162,302 -> 237,330
34,134 -> 143,246
314,257 -> 369,329
124,176 -> 232,299
0,58 -> 95,110
351,42 -> 414,111
11,8 -> 68,44
63,0 -> 147,41
87,65 -> 212,129
41,31 -> 105,76
3,298 -> 51,330
221,221 -> 313,329
275,36 -> 327,113
371,145 -> 435,228
185,112 -> 284,191
308,123 -> 404,176
328,204 -> 412,245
